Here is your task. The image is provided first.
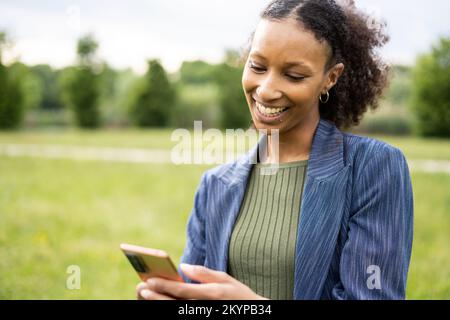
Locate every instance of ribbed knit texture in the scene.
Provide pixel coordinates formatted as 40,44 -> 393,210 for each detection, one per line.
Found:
227,160 -> 308,300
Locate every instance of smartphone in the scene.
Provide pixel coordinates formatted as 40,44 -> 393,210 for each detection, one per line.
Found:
120,243 -> 184,282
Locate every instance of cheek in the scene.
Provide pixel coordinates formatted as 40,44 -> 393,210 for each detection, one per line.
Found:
242,68 -> 261,95
284,86 -> 310,105
242,68 -> 257,93
287,83 -> 320,106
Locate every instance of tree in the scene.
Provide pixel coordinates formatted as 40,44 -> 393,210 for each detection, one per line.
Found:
412,37 -> 450,137
77,34 -> 99,67
213,61 -> 251,129
0,31 -> 6,65
387,65 -> 413,106
0,64 -> 24,128
61,34 -> 101,128
179,60 -> 217,84
9,62 -> 43,111
0,31 -> 25,129
129,59 -> 175,127
61,66 -> 100,128
30,64 -> 64,111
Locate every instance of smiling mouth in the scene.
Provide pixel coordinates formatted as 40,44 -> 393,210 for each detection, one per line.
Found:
253,100 -> 290,118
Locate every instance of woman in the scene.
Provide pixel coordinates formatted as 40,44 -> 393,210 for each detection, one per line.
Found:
137,0 -> 413,300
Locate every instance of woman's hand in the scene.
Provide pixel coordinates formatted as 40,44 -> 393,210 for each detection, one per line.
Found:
136,263 -> 267,300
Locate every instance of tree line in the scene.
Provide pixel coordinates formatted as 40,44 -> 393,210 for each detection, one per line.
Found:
0,32 -> 449,137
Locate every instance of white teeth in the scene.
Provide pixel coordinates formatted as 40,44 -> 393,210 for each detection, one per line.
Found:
255,102 -> 288,117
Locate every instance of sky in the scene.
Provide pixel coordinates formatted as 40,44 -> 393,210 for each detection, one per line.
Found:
1,0 -> 449,73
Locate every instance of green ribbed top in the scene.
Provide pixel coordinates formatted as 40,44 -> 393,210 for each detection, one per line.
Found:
227,160 -> 308,300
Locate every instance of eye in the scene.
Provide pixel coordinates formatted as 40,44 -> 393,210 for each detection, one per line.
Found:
249,61 -> 266,73
286,74 -> 305,82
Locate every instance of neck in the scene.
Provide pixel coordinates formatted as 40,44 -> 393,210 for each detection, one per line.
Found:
265,116 -> 320,164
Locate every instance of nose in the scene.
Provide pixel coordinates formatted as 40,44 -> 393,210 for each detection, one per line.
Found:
255,74 -> 282,102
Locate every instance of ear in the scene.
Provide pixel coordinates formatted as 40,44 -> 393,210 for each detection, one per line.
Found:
324,63 -> 345,92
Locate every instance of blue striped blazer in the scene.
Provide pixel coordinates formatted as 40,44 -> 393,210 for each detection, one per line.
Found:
179,117 -> 414,300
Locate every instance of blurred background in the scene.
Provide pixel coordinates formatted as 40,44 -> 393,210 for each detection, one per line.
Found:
0,0 -> 449,299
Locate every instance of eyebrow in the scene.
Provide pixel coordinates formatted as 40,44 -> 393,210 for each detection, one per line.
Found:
250,52 -> 314,72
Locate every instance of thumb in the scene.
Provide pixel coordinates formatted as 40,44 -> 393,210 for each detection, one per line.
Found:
180,264 -> 230,284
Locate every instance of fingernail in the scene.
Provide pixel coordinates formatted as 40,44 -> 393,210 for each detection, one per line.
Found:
141,289 -> 151,299
146,278 -> 155,287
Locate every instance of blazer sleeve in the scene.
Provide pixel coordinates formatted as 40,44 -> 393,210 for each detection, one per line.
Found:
332,146 -> 414,300
179,172 -> 208,283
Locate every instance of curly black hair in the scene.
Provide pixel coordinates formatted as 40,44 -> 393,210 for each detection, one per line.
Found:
242,0 -> 390,130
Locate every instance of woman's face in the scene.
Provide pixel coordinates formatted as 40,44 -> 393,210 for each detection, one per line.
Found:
242,18 -> 343,134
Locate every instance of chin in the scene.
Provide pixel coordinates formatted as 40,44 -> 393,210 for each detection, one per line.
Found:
252,120 -> 285,135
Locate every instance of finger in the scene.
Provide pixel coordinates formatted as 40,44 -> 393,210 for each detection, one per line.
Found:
147,277 -> 221,300
136,282 -> 149,300
180,264 -> 230,284
140,289 -> 175,300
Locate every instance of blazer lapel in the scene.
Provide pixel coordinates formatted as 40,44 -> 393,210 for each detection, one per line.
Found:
293,119 -> 350,299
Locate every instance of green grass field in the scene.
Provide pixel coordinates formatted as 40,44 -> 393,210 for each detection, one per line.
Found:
1,129 -> 450,160
0,130 -> 449,299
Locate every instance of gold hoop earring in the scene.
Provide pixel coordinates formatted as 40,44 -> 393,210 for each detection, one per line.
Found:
320,91 -> 330,104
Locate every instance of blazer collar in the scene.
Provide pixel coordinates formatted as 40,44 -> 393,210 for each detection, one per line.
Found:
220,117 -> 346,186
